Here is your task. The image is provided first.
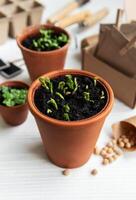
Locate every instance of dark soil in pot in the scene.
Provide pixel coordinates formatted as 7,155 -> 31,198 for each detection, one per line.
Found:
22,28 -> 69,52
34,74 -> 108,121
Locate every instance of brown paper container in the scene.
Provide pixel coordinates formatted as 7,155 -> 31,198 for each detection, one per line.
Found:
19,0 -> 44,25
7,5 -> 28,38
96,25 -> 136,78
0,12 -> 9,44
120,22 -> 136,40
81,39 -> 136,108
112,116 -> 136,151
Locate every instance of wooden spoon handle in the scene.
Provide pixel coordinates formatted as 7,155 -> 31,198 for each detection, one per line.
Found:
55,11 -> 91,28
81,8 -> 109,27
47,1 -> 79,23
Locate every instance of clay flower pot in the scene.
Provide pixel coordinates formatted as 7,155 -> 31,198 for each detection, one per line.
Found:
28,70 -> 114,168
0,81 -> 29,126
17,24 -> 70,81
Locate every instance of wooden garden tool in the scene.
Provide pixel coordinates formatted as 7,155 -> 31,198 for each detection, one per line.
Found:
47,0 -> 90,24
55,8 -> 109,29
55,10 -> 91,28
80,7 -> 109,27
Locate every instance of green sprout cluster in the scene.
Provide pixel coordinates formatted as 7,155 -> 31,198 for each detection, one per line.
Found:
32,28 -> 69,51
39,75 -> 106,121
39,75 -> 79,121
0,86 -> 28,107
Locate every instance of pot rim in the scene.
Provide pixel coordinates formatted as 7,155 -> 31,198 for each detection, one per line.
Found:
16,24 -> 70,55
28,70 -> 114,127
0,80 -> 29,109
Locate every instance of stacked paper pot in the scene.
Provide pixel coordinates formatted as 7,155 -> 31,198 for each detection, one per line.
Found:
0,0 -> 44,44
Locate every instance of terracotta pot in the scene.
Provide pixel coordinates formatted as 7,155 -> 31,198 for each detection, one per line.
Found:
0,81 -> 29,126
17,24 -> 70,81
28,70 -> 114,168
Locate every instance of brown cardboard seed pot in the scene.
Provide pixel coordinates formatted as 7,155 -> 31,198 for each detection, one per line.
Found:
28,70 -> 114,168
0,81 -> 29,126
17,24 -> 70,81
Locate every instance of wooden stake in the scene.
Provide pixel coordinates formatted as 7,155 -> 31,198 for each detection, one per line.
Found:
115,9 -> 124,29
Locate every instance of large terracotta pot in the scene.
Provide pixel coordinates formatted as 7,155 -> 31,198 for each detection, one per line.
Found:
0,81 -> 29,126
28,70 -> 114,168
17,24 -> 70,81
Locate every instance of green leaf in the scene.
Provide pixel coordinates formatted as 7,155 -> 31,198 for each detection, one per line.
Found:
63,113 -> 70,121
56,92 -> 64,100
58,81 -> 65,91
63,104 -> 70,113
65,75 -> 74,90
47,108 -> 52,114
83,92 -> 90,101
47,98 -> 58,110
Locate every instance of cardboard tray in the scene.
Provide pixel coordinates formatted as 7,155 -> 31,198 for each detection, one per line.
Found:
81,37 -> 136,108
0,0 -> 44,43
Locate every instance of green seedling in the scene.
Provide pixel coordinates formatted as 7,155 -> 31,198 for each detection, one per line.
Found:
39,77 -> 53,94
83,92 -> 90,101
93,77 -> 98,86
58,81 -> 65,91
31,28 -> 68,51
0,86 -> 27,107
47,98 -> 58,110
100,90 -> 105,99
65,75 -> 74,90
47,108 -> 52,114
63,113 -> 70,121
63,104 -> 70,113
73,77 -> 78,93
56,92 -> 64,100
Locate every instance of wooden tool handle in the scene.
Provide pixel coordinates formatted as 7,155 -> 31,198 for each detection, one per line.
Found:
47,1 -> 78,24
81,8 -> 109,27
55,11 -> 91,28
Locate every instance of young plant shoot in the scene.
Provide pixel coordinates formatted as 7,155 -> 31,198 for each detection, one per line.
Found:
34,75 -> 107,121
23,28 -> 69,51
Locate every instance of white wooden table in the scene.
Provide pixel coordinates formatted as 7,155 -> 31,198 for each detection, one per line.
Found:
0,0 -> 136,199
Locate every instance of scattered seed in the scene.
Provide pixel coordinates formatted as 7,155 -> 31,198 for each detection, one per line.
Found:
91,169 -> 98,176
112,155 -> 118,160
107,148 -> 113,154
107,142 -> 113,147
108,156 -> 114,163
125,143 -> 131,148
115,150 -> 123,156
62,169 -> 70,176
102,158 -> 109,165
100,150 -> 107,157
123,138 -> 129,144
118,141 -> 125,148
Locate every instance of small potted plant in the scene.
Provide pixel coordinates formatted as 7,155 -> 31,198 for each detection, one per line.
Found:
17,24 -> 70,81
0,81 -> 29,126
28,70 -> 114,168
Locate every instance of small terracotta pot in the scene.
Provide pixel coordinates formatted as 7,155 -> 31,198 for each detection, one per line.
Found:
28,70 -> 114,168
17,24 -> 70,81
0,81 -> 29,126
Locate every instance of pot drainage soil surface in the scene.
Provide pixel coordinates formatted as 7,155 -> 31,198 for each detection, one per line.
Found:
34,75 -> 108,121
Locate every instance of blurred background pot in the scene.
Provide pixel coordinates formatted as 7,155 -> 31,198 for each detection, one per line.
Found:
28,70 -> 114,168
0,81 -> 29,126
17,24 -> 70,81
